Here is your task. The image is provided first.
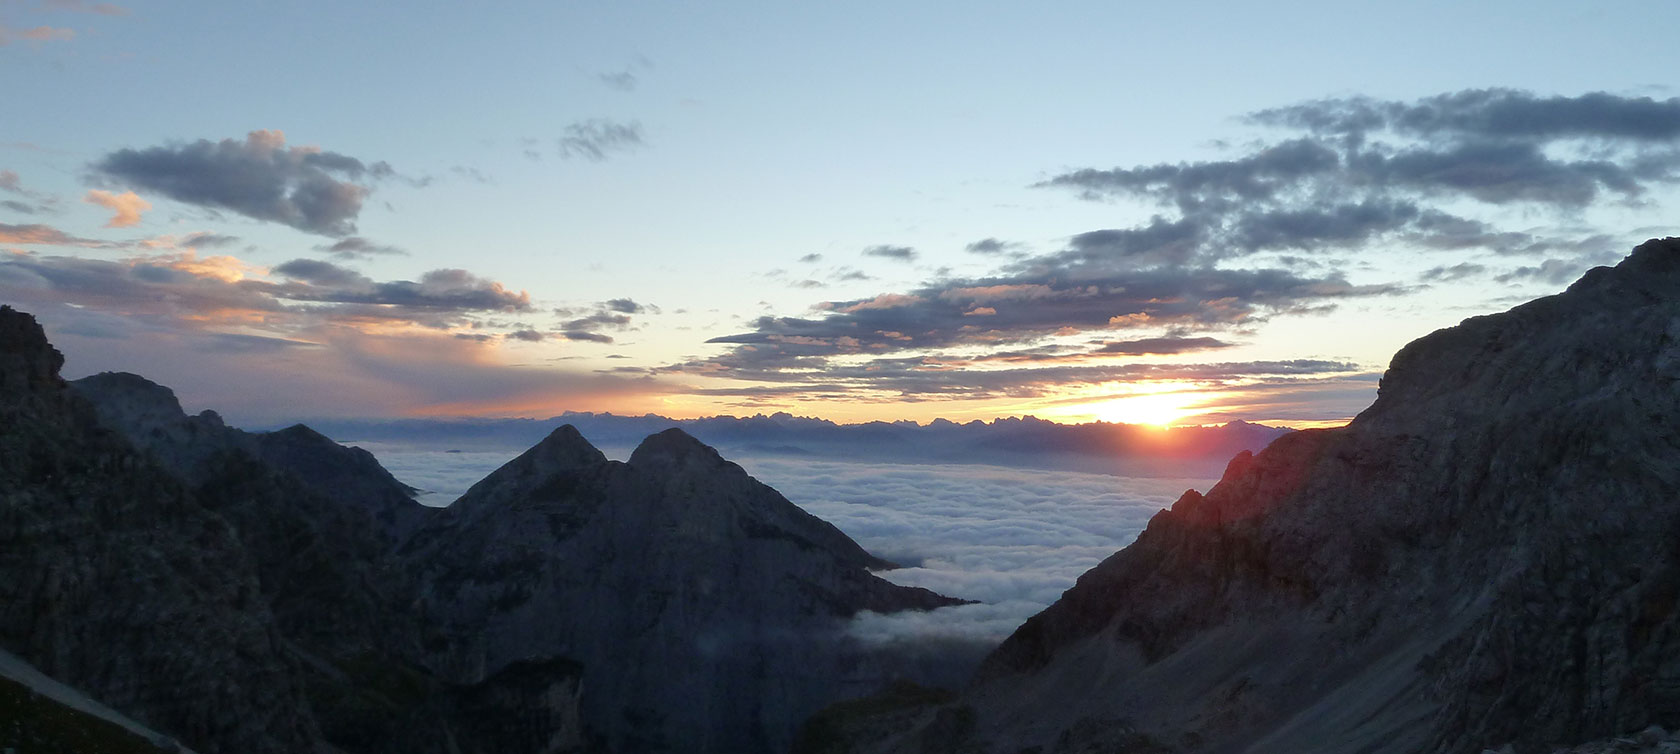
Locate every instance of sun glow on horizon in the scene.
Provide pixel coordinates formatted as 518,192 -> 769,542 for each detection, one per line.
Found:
1074,384 -> 1206,428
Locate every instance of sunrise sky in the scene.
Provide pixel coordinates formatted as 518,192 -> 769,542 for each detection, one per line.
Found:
3,1 -> 1677,428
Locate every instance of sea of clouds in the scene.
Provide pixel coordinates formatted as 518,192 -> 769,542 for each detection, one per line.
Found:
359,440 -> 1215,665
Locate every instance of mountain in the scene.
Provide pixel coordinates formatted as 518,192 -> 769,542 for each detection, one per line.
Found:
402,425 -> 967,754
810,237 -> 1680,754
1,303 -> 969,754
0,305 -> 324,753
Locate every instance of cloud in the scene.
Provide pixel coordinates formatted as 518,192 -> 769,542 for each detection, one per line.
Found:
863,244 -> 917,262
41,0 -> 128,15
551,298 -> 655,343
1094,336 -> 1233,355
0,24 -> 75,45
0,170 -> 58,214
1419,263 -> 1487,282
1039,90 -> 1680,264
177,231 -> 239,248
94,130 -> 395,237
3,250 -> 531,340
688,265 -> 1393,385
557,119 -> 644,161
799,253 -> 823,263
507,329 -> 545,342
0,222 -> 112,247
314,236 -> 406,259
1248,89 -> 1680,143
965,238 -> 1022,255
83,189 -> 150,227
1494,257 -> 1600,286
664,96 -> 1680,406
598,71 -> 638,91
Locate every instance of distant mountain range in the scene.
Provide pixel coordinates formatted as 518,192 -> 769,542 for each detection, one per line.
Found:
296,411 -> 1293,479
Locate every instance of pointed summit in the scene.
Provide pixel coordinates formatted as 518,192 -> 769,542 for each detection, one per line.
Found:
527,424 -> 608,469
450,424 -> 608,510
627,427 -> 730,471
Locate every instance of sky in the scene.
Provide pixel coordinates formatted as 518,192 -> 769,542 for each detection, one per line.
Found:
3,1 -> 1678,428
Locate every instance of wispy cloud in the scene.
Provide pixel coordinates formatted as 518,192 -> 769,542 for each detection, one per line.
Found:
39,0 -> 127,15
314,236 -> 406,259
552,297 -> 658,344
863,244 -> 918,262
556,119 -> 644,161
597,71 -> 638,91
0,23 -> 74,45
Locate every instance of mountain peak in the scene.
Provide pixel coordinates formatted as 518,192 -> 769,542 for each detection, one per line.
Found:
449,424 -> 608,510
529,424 -> 607,468
71,372 -> 187,418
0,305 -> 65,396
628,427 -> 728,470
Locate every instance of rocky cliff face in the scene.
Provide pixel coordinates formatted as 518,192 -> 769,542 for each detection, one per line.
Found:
827,238 -> 1680,754
404,425 -> 967,754
0,305 -> 326,754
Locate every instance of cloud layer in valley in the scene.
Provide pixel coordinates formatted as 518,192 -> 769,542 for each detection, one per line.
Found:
359,440 -> 1210,659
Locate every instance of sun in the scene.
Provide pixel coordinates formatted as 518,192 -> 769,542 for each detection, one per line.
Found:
1090,388 -> 1201,427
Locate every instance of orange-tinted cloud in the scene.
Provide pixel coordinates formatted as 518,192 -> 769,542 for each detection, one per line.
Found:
84,189 -> 151,227
0,25 -> 75,45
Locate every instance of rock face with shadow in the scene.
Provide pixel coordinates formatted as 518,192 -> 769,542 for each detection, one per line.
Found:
0,306 -> 324,754
818,238 -> 1680,754
403,425 -> 968,754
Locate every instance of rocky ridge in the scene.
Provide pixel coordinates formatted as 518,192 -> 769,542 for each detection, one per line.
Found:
820,238 -> 1680,754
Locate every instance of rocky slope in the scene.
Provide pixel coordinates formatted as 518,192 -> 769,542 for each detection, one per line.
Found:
0,305 -> 325,753
403,424 -> 967,754
823,237 -> 1680,754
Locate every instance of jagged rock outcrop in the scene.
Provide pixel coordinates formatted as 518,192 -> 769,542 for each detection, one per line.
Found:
404,425 -> 968,754
837,238 -> 1680,754
71,372 -> 426,543
0,306 -> 325,753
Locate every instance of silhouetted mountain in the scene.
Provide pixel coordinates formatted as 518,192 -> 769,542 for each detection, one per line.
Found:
404,425 -> 967,753
1,304 -> 968,754
810,238 -> 1680,754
